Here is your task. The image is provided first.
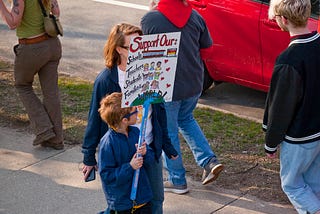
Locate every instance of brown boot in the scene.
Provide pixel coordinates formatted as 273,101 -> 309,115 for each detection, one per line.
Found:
41,141 -> 64,150
33,129 -> 56,146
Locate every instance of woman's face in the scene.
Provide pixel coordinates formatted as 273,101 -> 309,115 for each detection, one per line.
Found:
117,33 -> 140,61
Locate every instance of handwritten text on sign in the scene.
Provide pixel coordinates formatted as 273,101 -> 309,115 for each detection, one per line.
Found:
121,32 -> 181,107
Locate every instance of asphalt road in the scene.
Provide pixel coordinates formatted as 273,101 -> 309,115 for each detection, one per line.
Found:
199,83 -> 266,123
0,0 -> 267,122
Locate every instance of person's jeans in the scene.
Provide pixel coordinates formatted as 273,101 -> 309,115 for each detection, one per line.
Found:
163,94 -> 216,185
13,37 -> 63,143
280,140 -> 320,214
145,156 -> 164,214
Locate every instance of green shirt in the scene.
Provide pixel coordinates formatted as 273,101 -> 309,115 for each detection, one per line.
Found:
16,0 -> 50,38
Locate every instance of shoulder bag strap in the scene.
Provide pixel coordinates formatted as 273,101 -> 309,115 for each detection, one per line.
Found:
37,0 -> 48,17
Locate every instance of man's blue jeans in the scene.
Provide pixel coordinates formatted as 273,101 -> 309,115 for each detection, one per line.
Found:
163,94 -> 217,185
280,140 -> 320,214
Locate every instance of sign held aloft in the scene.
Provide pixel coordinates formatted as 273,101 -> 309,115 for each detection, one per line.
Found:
124,32 -> 181,201
121,32 -> 181,107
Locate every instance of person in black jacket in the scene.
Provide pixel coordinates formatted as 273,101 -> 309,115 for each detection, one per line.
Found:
264,0 -> 320,213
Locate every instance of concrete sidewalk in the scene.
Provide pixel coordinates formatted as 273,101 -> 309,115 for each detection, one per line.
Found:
0,126 -> 296,214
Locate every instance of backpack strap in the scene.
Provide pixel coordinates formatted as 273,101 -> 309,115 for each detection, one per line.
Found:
37,0 -> 48,17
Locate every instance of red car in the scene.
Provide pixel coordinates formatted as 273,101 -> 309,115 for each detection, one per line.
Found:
189,0 -> 319,92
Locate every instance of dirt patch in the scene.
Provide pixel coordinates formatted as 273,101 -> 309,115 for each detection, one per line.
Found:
179,137 -> 290,204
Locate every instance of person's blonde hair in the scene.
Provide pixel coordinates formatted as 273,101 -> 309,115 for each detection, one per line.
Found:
269,0 -> 311,27
98,92 -> 133,130
103,23 -> 142,69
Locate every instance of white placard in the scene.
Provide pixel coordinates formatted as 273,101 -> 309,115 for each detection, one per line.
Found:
121,32 -> 181,107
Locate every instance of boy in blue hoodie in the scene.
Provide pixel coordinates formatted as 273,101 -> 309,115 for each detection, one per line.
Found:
98,92 -> 154,214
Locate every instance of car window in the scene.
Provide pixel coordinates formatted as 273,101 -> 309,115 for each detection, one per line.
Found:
260,0 -> 269,4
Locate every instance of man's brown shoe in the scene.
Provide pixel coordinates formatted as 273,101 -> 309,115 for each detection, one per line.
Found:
33,129 -> 56,146
41,141 -> 64,150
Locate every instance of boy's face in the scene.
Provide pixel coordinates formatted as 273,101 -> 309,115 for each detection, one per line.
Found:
125,107 -> 138,125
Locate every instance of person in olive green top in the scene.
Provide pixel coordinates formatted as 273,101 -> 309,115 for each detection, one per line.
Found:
0,0 -> 64,150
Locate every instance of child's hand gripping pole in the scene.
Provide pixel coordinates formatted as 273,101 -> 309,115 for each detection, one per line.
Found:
130,102 -> 150,201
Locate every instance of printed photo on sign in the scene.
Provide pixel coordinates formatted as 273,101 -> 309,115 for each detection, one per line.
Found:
121,32 -> 181,107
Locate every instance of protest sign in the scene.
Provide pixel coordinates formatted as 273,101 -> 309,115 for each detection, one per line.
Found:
121,32 -> 181,107
125,32 -> 181,201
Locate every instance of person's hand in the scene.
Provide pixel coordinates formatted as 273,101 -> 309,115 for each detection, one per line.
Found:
266,152 -> 277,159
170,155 -> 179,160
130,153 -> 143,170
82,164 -> 98,181
136,142 -> 147,156
149,0 -> 158,10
